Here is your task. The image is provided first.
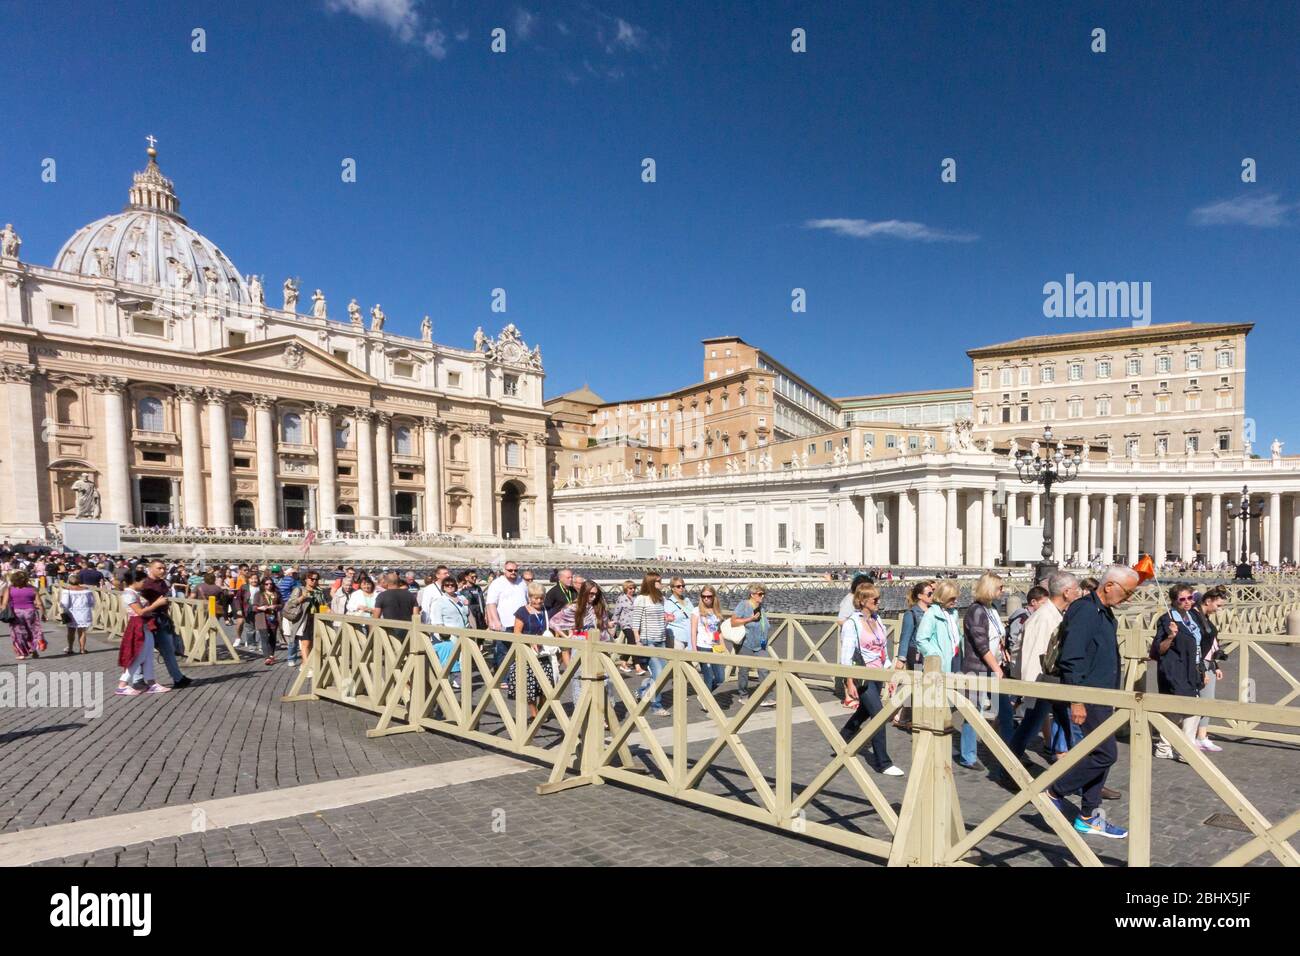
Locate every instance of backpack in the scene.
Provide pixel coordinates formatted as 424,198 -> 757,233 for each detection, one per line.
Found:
1040,619 -> 1067,678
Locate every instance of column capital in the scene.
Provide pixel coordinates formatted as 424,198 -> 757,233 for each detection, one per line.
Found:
421,416 -> 444,432
91,374 -> 128,395
375,411 -> 392,427
353,406 -> 375,423
467,422 -> 492,437
0,362 -> 35,384
203,387 -> 232,406
249,393 -> 277,410
310,400 -> 336,417
175,384 -> 204,403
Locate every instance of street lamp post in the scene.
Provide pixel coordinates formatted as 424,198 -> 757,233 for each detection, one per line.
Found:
1013,425 -> 1081,584
1225,485 -> 1264,566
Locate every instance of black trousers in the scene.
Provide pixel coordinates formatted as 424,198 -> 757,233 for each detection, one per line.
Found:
1050,703 -> 1116,817
841,680 -> 892,770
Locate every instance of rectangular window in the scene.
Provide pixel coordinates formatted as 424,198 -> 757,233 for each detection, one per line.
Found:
503,374 -> 519,396
1187,352 -> 1202,371
1128,357 -> 1141,376
814,523 -> 825,550
1019,367 -> 1031,386
1156,436 -> 1169,455
1000,368 -> 1012,387
979,371 -> 990,389
227,331 -> 247,348
1186,393 -> 1201,411
1041,403 -> 1055,421
777,523 -> 788,549
1217,350 -> 1233,368
578,526 -> 583,544
397,471 -> 414,481
49,302 -> 77,325
744,523 -> 753,548
1126,396 -> 1141,415
908,435 -> 919,450
979,407 -> 991,424
1127,438 -> 1140,457
447,371 -> 462,388
337,465 -> 352,476
1040,366 -> 1055,384
596,526 -> 602,544
885,434 -> 897,448
1217,391 -> 1232,409
1068,399 -> 1083,418
1218,433 -> 1230,451
1001,407 -> 1011,423
1019,406 -> 1030,422
1157,395 -> 1171,413
1068,363 -> 1082,381
808,443 -> 816,456
394,361 -> 415,379
1157,355 -> 1172,373
1097,360 -> 1112,379
686,525 -> 694,547
1187,436 -> 1199,452
141,451 -> 166,463
1096,397 -> 1111,417
714,524 -> 722,547
132,315 -> 166,338
661,524 -> 668,546
233,456 -> 251,468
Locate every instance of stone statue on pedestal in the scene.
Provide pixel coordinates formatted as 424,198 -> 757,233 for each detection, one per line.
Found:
72,472 -> 101,519
347,298 -> 362,326
421,316 -> 432,342
473,327 -> 488,352
311,289 -> 327,319
0,223 -> 20,259
370,303 -> 386,332
249,274 -> 265,305
283,277 -> 300,312
1272,438 -> 1284,459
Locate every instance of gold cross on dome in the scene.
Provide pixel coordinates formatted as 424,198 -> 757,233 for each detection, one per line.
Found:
146,134 -> 158,150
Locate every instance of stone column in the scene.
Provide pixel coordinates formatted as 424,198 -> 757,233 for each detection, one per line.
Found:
1181,493 -> 1195,561
1127,494 -> 1141,564
1102,495 -> 1115,563
1291,494 -> 1300,564
422,418 -> 442,534
897,490 -> 917,566
861,493 -> 876,564
982,489 -> 997,567
471,424 -> 495,536
945,487 -> 961,566
354,409 -> 376,531
1208,493 -> 1222,565
314,402 -> 336,532
1030,491 -> 1042,528
204,389 -> 233,527
93,376 -> 132,525
375,412 -> 393,534
917,488 -> 943,565
530,434 -> 550,541
2,364 -> 43,528
176,385 -> 206,527
1078,494 -> 1092,563
1052,493 -> 1066,563
251,395 -> 278,529
1268,492 -> 1283,566
1153,493 -> 1167,567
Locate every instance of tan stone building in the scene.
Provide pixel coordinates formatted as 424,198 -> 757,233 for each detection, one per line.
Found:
968,322 -> 1251,458
0,146 -> 550,541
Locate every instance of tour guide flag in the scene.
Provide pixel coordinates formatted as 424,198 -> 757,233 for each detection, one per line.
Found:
1134,554 -> 1156,584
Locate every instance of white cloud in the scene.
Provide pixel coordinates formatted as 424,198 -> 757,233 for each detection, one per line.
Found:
804,218 -> 979,243
613,17 -> 644,49
1190,193 -> 1293,228
326,0 -> 448,59
513,7 -> 537,41
555,20 -> 570,36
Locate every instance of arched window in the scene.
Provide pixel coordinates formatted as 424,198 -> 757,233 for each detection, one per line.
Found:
138,397 -> 164,431
230,413 -> 248,441
56,389 -> 79,425
335,419 -> 350,450
282,411 -> 303,444
505,441 -> 521,467
394,425 -> 413,455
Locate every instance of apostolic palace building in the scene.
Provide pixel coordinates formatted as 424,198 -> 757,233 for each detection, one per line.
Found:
0,145 -> 550,543
2,144 -> 1299,570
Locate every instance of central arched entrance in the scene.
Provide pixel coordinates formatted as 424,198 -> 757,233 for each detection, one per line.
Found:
335,504 -> 355,533
233,500 -> 255,529
500,481 -> 524,540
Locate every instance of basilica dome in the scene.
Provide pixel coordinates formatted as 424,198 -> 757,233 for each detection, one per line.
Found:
53,145 -> 252,303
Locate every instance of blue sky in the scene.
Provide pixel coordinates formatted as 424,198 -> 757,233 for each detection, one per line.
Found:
3,1 -> 1298,448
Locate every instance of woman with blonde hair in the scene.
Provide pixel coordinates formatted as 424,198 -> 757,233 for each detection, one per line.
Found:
631,572 -> 670,716
958,571 -> 1014,770
509,581 -> 554,719
690,584 -> 726,708
838,583 -> 903,775
911,580 -> 961,672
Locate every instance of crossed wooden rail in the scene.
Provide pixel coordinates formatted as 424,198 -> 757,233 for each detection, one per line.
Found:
283,613 -> 1300,867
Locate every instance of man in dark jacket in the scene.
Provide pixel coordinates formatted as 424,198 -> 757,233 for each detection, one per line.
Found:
1046,564 -> 1138,839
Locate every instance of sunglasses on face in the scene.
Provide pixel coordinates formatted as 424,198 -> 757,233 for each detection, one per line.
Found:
1176,595 -> 1195,603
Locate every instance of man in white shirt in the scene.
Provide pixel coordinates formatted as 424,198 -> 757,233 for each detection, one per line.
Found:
485,561 -> 528,671
417,572 -> 442,624
1010,571 -> 1079,761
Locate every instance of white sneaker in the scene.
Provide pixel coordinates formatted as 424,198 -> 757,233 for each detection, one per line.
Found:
1198,739 -> 1223,752
882,765 -> 905,777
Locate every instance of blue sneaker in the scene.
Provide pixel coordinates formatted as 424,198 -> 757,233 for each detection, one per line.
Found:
1045,792 -> 1068,815
1074,811 -> 1128,839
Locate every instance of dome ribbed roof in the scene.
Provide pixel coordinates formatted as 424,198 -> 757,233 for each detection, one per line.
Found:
53,145 -> 251,303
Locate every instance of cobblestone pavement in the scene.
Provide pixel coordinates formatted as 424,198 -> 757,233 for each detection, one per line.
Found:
5,621 -> 1298,866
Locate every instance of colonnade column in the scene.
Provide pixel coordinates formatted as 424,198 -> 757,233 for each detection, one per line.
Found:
204,389 -> 233,527
1290,494 -> 1300,564
375,412 -> 393,533
2,364 -> 43,526
1101,495 -> 1115,563
1127,494 -> 1141,564
314,402 -> 336,532
1052,493 -> 1066,563
1268,492 -> 1283,567
1181,493 -> 1195,561
1153,494 -> 1167,567
1076,494 -> 1086,561
354,408 -> 376,532
1030,491 -> 1042,528
252,395 -> 278,530
1207,493 -> 1222,565
176,385 -> 206,528
530,434 -> 550,541
862,493 -> 876,564
981,489 -> 997,567
93,376 -> 132,525
917,488 -> 943,565
945,488 -> 961,566
897,490 -> 917,565
421,418 -> 442,534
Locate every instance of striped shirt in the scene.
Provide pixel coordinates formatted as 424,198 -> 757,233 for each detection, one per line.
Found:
632,595 -> 667,644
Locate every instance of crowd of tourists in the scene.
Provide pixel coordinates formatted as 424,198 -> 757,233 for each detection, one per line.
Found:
0,544 -> 1247,840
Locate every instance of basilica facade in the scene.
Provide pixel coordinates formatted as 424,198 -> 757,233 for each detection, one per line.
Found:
0,146 -> 550,542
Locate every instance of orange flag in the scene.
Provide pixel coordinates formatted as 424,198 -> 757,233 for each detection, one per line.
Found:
1133,554 -> 1155,584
